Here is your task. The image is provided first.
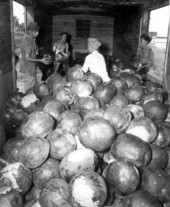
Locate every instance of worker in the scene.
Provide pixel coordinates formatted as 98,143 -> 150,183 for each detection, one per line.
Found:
52,32 -> 70,75
136,34 -> 154,81
81,38 -> 110,82
17,22 -> 50,93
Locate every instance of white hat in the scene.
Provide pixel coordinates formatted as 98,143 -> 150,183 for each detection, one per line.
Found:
88,38 -> 101,50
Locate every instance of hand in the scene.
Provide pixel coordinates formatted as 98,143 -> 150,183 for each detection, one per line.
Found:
41,57 -> 51,65
137,65 -> 142,71
55,56 -> 60,61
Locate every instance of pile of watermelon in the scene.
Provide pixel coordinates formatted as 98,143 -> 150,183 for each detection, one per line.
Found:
0,64 -> 170,207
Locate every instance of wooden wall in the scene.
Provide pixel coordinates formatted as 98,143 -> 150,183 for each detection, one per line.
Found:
113,6 -> 142,63
0,0 -> 13,75
52,15 -> 114,62
35,8 -> 53,50
140,10 -> 150,35
162,23 -> 170,99
0,0 -> 14,112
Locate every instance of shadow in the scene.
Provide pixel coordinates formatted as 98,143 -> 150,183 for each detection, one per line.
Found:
99,43 -> 110,56
67,33 -> 74,66
74,52 -> 89,66
38,47 -> 55,81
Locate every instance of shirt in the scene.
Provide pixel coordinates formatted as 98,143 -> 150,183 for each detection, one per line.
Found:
82,51 -> 110,82
20,34 -> 38,77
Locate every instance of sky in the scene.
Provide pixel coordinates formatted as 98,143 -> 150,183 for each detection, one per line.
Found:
149,6 -> 170,37
13,1 -> 169,37
13,1 -> 25,24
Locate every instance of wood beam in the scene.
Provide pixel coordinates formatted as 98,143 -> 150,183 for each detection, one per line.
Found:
144,0 -> 169,10
19,0 -> 170,9
32,0 -> 144,5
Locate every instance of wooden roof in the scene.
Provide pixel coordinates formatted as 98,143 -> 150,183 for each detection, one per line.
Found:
26,0 -> 169,15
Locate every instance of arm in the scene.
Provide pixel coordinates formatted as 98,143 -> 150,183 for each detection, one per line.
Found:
148,49 -> 154,67
52,43 -> 56,53
102,70 -> 110,82
135,46 -> 141,61
23,36 -> 50,65
65,43 -> 69,57
25,49 -> 50,65
59,43 -> 69,58
81,56 -> 90,73
101,59 -> 110,82
138,49 -> 154,70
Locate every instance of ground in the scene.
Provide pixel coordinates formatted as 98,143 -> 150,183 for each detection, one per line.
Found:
148,38 -> 167,84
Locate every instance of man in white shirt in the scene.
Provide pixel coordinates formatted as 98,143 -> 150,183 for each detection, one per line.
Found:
81,38 -> 110,82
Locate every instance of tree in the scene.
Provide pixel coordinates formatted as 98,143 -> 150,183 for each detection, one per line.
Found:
20,23 -> 25,31
13,16 -> 20,27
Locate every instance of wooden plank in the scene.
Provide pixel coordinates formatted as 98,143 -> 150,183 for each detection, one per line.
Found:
0,1 -> 13,74
162,15 -> 170,96
141,10 -> 150,35
52,14 -> 114,55
53,15 -> 114,22
0,71 -> 14,112
0,63 -> 13,75
32,0 -> 148,5
113,6 -> 141,61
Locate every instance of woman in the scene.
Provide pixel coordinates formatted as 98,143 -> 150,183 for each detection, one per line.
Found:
81,38 -> 110,82
136,34 -> 154,80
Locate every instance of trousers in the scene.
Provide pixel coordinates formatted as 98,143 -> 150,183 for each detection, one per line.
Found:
17,69 -> 42,94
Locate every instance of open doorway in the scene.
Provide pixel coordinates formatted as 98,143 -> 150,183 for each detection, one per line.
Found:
149,6 -> 169,84
13,1 -> 25,63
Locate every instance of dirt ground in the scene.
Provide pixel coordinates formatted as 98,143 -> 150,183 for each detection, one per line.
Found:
148,39 -> 167,84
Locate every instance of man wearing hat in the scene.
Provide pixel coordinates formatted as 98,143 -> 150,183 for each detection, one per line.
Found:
81,38 -> 110,82
136,34 -> 154,80
17,22 -> 51,93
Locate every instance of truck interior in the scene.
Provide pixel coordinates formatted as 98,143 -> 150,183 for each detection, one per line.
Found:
0,0 -> 169,110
